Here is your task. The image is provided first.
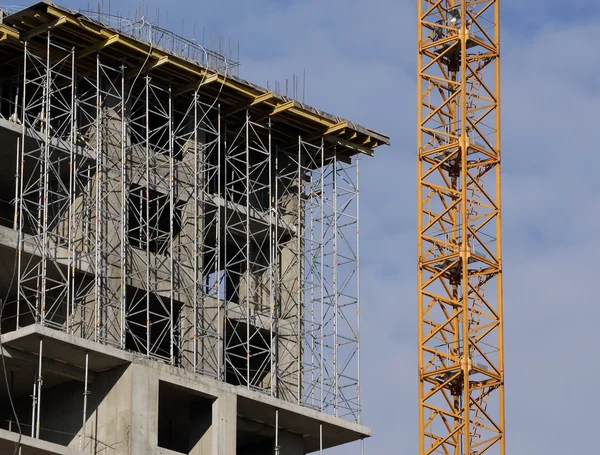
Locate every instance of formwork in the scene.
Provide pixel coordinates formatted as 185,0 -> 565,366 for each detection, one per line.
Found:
0,2 -> 389,454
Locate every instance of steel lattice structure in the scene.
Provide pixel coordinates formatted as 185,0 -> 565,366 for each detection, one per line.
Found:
417,1 -> 504,454
3,9 -> 378,428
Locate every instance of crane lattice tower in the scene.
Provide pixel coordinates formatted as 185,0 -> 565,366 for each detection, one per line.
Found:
417,1 -> 504,454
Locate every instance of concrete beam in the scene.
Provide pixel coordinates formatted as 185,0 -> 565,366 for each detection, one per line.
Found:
1,345 -> 96,383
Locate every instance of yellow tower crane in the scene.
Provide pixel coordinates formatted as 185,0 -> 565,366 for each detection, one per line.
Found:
417,1 -> 504,454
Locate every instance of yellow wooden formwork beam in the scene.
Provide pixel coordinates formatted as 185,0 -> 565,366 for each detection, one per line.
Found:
253,99 -> 295,123
270,100 -> 295,116
77,34 -> 119,59
22,16 -> 67,41
0,24 -> 20,43
43,3 -> 387,152
222,92 -> 275,117
125,55 -> 169,79
324,135 -> 374,157
174,73 -> 219,97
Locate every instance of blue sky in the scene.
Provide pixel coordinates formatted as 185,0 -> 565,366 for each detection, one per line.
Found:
11,0 -> 600,453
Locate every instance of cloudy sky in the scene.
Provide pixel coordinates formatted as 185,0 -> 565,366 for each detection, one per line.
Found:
11,0 -> 600,453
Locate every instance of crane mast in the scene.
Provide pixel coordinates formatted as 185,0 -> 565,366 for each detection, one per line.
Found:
417,1 -> 504,454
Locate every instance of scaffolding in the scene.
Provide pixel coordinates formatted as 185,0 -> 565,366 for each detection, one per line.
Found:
0,4 -> 388,436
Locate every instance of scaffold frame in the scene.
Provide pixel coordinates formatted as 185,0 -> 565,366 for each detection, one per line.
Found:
5,24 -> 370,430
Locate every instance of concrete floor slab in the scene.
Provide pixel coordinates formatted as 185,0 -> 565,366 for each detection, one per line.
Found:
0,429 -> 86,455
1,325 -> 134,371
1,324 -> 370,452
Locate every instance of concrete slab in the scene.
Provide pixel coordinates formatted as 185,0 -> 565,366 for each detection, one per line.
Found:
0,429 -> 86,455
134,357 -> 371,451
236,394 -> 370,452
1,325 -> 134,372
1,326 -> 370,452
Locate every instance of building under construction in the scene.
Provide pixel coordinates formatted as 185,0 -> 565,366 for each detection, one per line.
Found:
0,2 -> 389,454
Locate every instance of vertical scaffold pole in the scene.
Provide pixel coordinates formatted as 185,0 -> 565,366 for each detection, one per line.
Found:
145,75 -> 150,358
14,136 -> 19,231
35,338 -> 43,438
16,40 -> 27,331
319,138 -> 324,413
296,135 -> 302,406
40,31 -> 51,327
94,53 -> 101,343
245,110 -> 250,389
269,117 -> 275,398
220,111 -> 226,384
357,156 -> 362,423
217,103 -> 222,380
274,409 -> 280,455
67,46 -> 75,334
193,88 -> 199,373
333,151 -> 338,417
81,351 -> 89,450
168,83 -> 175,365
319,423 -> 323,455
120,64 -> 127,350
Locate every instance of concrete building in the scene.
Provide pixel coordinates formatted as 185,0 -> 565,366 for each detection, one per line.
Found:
0,2 -> 389,454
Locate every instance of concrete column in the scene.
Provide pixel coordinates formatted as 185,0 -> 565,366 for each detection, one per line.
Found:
129,363 -> 159,454
213,392 -> 237,455
276,167 -> 302,403
174,107 -> 197,372
83,365 -> 133,454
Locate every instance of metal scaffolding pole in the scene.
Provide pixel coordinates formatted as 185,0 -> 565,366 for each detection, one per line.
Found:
270,122 -> 276,398
30,369 -> 36,438
332,155 -> 360,420
120,65 -> 127,350
168,84 -> 174,365
94,54 -> 101,343
35,338 -> 43,438
319,142 -> 325,414
171,83 -> 222,376
17,32 -> 76,332
81,351 -> 89,451
273,138 -> 303,403
223,109 -> 273,392
295,140 -> 360,421
144,75 -> 150,359
216,104 -> 223,380
298,138 -> 324,411
124,72 -> 150,357
94,56 -> 126,347
124,74 -> 177,361
356,157 -> 361,424
296,137 -> 302,405
66,47 -> 75,335
74,55 -> 104,341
